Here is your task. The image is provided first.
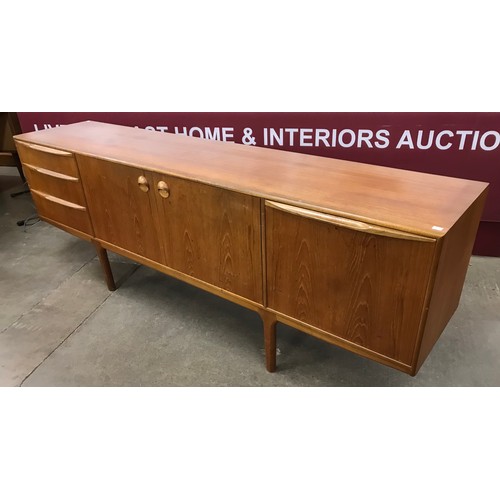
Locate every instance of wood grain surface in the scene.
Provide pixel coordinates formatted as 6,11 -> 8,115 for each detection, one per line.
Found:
414,188 -> 489,372
14,121 -> 489,238
15,140 -> 80,177
13,121 -> 490,375
95,238 -> 264,314
30,189 -> 93,235
266,204 -> 437,364
23,163 -> 88,207
151,174 -> 263,303
77,156 -> 163,263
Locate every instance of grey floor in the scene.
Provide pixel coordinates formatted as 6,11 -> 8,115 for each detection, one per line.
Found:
1,173 -> 499,386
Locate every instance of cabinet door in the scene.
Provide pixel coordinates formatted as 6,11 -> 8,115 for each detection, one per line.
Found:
78,156 -> 163,262
265,202 -> 437,365
150,174 -> 263,304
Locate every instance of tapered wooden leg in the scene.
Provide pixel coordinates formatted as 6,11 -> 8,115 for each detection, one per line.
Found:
94,242 -> 116,291
261,311 -> 278,372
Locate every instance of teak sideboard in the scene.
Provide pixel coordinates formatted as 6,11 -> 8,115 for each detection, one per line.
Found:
14,121 -> 489,376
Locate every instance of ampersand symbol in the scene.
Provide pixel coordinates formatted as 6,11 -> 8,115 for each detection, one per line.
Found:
242,127 -> 256,146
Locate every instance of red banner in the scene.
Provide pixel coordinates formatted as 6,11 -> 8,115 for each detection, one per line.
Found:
17,112 -> 500,256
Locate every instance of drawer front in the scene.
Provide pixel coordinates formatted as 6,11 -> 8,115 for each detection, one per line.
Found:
23,162 -> 88,207
30,188 -> 93,235
16,140 -> 79,177
265,201 -> 437,365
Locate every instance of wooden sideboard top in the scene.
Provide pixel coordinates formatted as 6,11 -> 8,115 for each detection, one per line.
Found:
15,120 -> 488,238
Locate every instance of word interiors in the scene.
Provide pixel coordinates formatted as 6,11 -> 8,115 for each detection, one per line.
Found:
33,124 -> 500,151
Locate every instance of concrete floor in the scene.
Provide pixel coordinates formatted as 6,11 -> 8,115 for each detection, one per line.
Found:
1,174 -> 499,386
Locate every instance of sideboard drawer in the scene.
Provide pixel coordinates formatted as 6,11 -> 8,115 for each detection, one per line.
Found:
16,140 -> 79,178
23,162 -> 88,207
30,188 -> 93,235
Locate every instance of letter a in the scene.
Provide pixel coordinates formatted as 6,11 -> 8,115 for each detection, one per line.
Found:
396,130 -> 414,149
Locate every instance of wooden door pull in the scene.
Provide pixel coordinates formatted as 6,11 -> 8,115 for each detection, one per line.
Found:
265,200 -> 435,242
138,175 -> 149,192
157,181 -> 170,198
18,141 -> 73,156
23,163 -> 79,182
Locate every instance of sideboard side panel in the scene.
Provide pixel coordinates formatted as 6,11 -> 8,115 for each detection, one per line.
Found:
415,188 -> 489,373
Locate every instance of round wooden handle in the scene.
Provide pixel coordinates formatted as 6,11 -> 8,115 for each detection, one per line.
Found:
157,181 -> 170,198
138,176 -> 149,192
